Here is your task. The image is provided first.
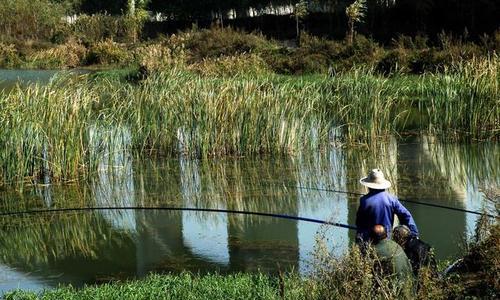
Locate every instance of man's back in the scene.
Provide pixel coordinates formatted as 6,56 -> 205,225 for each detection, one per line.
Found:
374,239 -> 413,281
356,189 -> 418,241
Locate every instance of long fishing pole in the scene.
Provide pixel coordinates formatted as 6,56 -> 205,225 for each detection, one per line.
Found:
289,184 -> 498,219
0,206 -> 358,230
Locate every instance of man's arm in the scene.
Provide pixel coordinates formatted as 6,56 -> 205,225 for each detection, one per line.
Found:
392,199 -> 419,236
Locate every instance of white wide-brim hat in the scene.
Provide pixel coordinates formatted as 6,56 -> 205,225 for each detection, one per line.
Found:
359,168 -> 391,190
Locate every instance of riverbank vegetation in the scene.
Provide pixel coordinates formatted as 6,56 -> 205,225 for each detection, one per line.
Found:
0,0 -> 499,74
1,23 -> 499,75
1,55 -> 498,186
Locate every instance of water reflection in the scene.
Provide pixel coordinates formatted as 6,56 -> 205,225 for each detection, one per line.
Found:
0,136 -> 497,294
180,158 -> 229,266
0,69 -> 91,92
91,126 -> 136,232
296,149 -> 349,273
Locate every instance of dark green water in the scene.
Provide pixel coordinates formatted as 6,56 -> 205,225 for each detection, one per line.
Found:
0,70 -> 498,294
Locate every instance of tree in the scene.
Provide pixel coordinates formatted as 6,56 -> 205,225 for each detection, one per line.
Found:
345,0 -> 366,45
127,0 -> 149,42
293,0 -> 309,46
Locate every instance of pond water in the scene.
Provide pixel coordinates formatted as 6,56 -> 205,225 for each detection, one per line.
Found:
0,69 -> 90,91
0,136 -> 497,294
0,70 -> 498,295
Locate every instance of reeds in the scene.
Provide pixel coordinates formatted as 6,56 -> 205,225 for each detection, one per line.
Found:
417,55 -> 499,140
0,57 -> 498,186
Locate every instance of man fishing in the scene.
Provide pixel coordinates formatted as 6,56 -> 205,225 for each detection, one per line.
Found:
356,169 -> 419,244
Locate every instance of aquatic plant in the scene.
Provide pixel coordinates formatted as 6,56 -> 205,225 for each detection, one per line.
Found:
0,58 -> 498,186
417,56 -> 500,140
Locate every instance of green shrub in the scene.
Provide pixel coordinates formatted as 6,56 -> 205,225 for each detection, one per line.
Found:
0,43 -> 22,68
376,49 -> 411,75
332,35 -> 384,72
266,34 -> 343,74
268,51 -> 330,75
86,40 -> 131,65
299,33 -> 344,58
391,34 -> 429,50
71,14 -> 138,44
188,54 -> 271,77
0,0 -> 67,42
184,27 -> 278,62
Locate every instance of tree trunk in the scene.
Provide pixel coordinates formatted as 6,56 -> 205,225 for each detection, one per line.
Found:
348,19 -> 354,45
296,15 -> 300,47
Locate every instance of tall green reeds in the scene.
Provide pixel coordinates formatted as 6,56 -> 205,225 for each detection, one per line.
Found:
0,77 -> 95,186
417,56 -> 499,140
0,57 -> 498,186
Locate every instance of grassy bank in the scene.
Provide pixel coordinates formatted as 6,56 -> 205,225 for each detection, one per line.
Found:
0,57 -> 498,186
5,273 -> 307,300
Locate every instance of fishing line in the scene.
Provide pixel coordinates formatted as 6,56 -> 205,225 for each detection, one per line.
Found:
0,206 -> 358,230
289,184 -> 498,219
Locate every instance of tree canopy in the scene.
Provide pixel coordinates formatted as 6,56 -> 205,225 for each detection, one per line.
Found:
54,0 -> 499,40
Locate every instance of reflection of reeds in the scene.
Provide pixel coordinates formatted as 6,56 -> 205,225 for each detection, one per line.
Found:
0,212 -> 127,266
344,139 -> 400,195
423,135 -> 500,195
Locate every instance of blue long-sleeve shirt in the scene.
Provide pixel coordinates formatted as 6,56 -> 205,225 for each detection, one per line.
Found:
356,189 -> 418,241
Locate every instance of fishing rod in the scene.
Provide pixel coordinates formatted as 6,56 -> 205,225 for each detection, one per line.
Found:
289,184 -> 498,219
0,206 -> 358,230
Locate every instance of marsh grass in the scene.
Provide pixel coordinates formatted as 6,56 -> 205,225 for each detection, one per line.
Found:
417,56 -> 499,140
0,57 -> 498,186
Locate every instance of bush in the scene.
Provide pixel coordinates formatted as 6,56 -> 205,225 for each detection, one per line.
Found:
408,44 -> 483,74
188,54 -> 270,77
183,27 -> 278,62
0,0 -> 67,42
266,34 -> 342,75
443,222 -> 500,298
299,33 -> 345,58
391,34 -> 429,50
86,40 -> 131,65
268,50 -> 330,75
71,14 -> 139,44
376,49 -> 411,75
331,35 -> 384,72
27,39 -> 87,69
310,242 -> 415,299
0,43 -> 22,68
133,34 -> 189,73
480,30 -> 500,52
